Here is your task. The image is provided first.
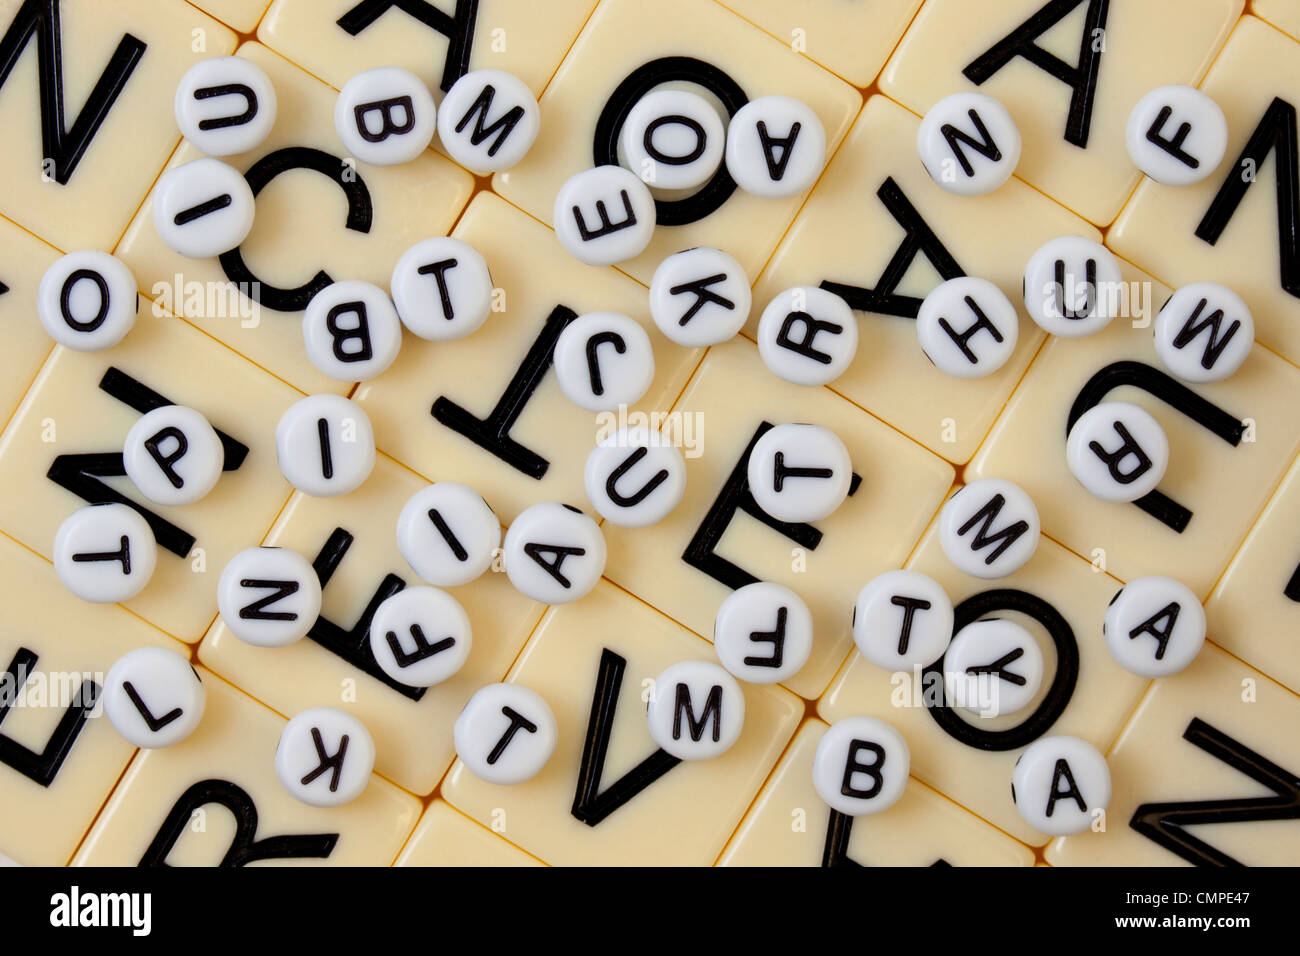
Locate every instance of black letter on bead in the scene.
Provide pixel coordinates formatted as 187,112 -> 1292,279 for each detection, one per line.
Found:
940,109 -> 1002,176
1145,105 -> 1199,168
455,83 -> 525,157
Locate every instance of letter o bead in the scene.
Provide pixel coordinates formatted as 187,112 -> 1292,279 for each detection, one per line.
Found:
37,251 -> 137,351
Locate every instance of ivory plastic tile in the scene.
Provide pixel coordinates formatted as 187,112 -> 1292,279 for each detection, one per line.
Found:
880,0 -> 1241,225
1108,17 -> 1300,365
491,0 -> 862,286
601,337 -> 954,701
719,720 -> 1034,866
753,95 -> 1095,463
441,581 -> 803,866
0,307 -> 301,642
819,523 -> 1149,846
1048,644 -> 1300,866
73,668 -> 420,865
199,453 -> 544,795
0,0 -> 236,250
716,0 -> 923,87
190,0 -> 271,33
1204,453 -> 1300,695
1253,0 -> 1300,41
967,260 -> 1300,600
259,0 -> 597,100
355,192 -> 700,524
115,42 -> 474,395
0,219 -> 58,427
394,800 -> 543,867
0,532 -> 179,866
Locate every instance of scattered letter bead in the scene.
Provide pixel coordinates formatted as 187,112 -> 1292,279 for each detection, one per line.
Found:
553,311 -> 654,412
1022,236 -> 1123,337
1153,282 -> 1253,383
396,482 -> 501,586
1104,576 -> 1206,677
916,276 -> 1019,378
649,246 -> 750,347
368,585 -> 472,688
725,95 -> 825,198
275,707 -> 375,807
939,478 -> 1040,579
622,89 -> 725,191
757,286 -> 857,386
151,157 -> 256,259
1011,735 -> 1110,836
217,546 -> 322,647
436,68 -> 539,174
584,426 -> 686,527
647,660 -> 745,760
454,683 -> 557,784
53,503 -> 156,603
713,581 -> 813,684
853,569 -> 954,671
334,66 -> 436,166
103,647 -> 205,749
943,618 -> 1044,718
122,405 -> 225,506
812,716 -> 910,816
1066,401 -> 1169,503
275,394 -> 375,497
37,251 -> 137,351
502,502 -> 605,604
390,236 -> 493,341
1125,85 -> 1228,187
917,91 -> 1021,196
302,280 -> 402,381
747,423 -> 852,523
174,56 -> 277,156
553,165 -> 656,266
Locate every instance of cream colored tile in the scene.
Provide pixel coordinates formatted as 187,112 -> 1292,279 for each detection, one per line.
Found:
1253,0 -> 1300,40
0,219 -> 58,426
191,0 -> 271,33
395,799 -> 542,866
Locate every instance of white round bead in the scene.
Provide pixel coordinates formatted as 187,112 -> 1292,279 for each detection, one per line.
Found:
37,251 -> 137,351
436,68 -> 539,174
917,91 -> 1021,196
1125,85 -> 1228,187
553,165 -> 656,266
53,504 -> 156,603
647,660 -> 745,760
1011,735 -> 1110,836
853,569 -> 954,671
1153,282 -> 1253,383
151,158 -> 255,259
746,423 -> 851,523
454,683 -> 557,784
812,716 -> 910,816
1104,576 -> 1206,677
334,66 -> 436,166
174,56 -> 277,156
122,405 -> 225,506
916,276 -> 1019,378
621,89 -> 725,191
649,246 -> 750,347
396,482 -> 501,586
552,311 -> 654,413
756,286 -> 857,386
275,394 -> 375,497
103,647 -> 205,749
217,546 -> 322,647
390,236 -> 493,341
502,502 -> 605,604
943,618 -> 1044,718
939,478 -> 1040,579
725,95 -> 826,198
713,581 -> 812,684
368,585 -> 472,688
275,707 -> 375,807
584,426 -> 686,527
1066,401 -> 1169,503
1022,236 -> 1123,337
302,280 -> 402,382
